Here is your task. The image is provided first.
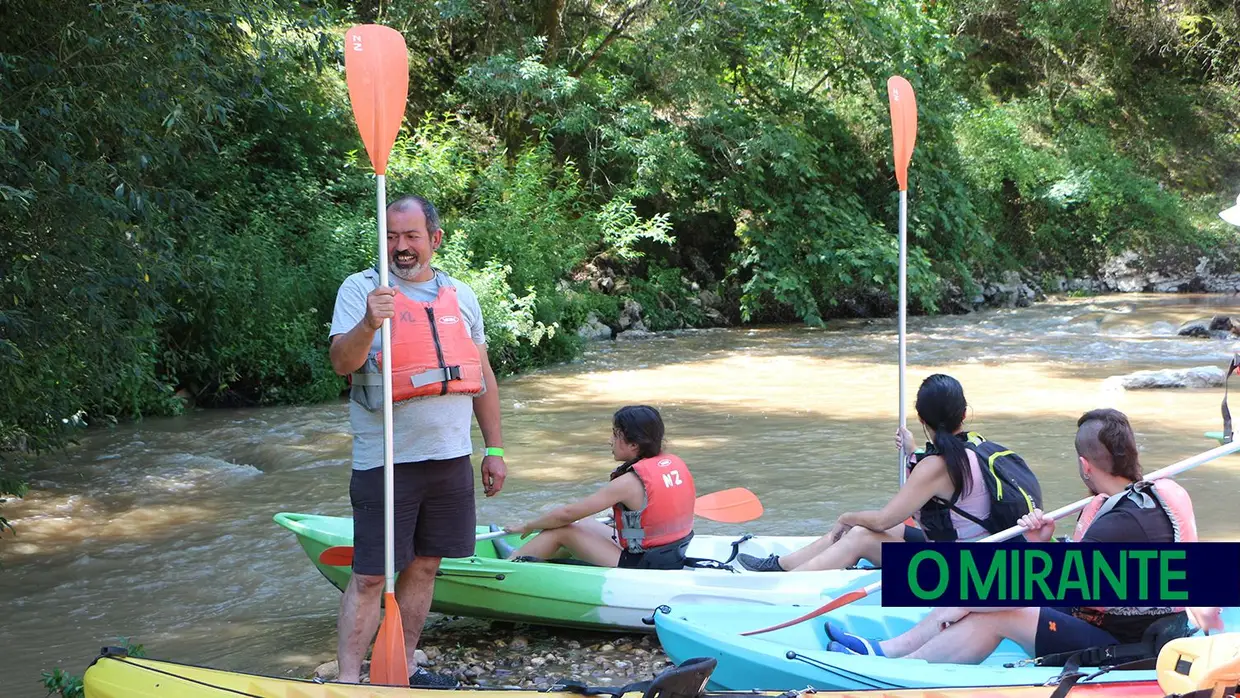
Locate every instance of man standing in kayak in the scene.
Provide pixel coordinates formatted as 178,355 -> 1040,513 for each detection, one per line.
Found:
328,194 -> 507,687
824,408 -> 1222,664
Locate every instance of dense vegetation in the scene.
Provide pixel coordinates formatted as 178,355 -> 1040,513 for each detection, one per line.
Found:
4,0 -> 1240,531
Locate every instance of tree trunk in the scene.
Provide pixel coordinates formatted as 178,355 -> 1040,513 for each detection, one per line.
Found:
543,0 -> 567,65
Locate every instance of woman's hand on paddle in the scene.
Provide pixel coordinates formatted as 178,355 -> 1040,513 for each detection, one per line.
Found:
1017,508 -> 1056,542
895,426 -> 915,455
504,523 -> 535,538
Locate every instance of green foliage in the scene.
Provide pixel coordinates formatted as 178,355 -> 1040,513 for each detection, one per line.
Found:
42,639 -> 144,698
40,667 -> 82,698
626,263 -> 707,331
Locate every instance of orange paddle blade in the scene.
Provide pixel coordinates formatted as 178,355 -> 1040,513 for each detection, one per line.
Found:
740,583 -> 876,636
319,546 -> 353,566
369,591 -> 408,686
693,487 -> 763,523
887,76 -> 917,192
344,25 -> 409,176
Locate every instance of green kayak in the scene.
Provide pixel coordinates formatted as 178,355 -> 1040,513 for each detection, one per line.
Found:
273,512 -> 881,632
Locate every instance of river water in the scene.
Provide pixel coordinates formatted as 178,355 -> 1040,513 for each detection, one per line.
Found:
4,293 -> 1240,694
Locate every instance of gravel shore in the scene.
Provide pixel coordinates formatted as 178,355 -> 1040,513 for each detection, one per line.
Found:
313,613 -> 674,688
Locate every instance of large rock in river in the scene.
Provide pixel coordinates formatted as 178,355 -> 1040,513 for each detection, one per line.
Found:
1101,366 -> 1227,391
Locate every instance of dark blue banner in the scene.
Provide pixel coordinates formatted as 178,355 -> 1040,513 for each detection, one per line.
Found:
879,542 -> 1240,607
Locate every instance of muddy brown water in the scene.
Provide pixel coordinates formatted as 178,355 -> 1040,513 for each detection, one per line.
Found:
4,293 -> 1240,695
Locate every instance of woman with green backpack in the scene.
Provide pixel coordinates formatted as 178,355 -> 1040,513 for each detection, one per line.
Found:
737,373 -> 1042,572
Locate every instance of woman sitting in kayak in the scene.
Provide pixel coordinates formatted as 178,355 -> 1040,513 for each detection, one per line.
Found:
499,405 -> 698,570
739,373 -> 1035,572
823,408 -> 1222,663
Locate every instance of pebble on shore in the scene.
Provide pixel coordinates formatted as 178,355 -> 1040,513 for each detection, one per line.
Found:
311,614 -> 671,688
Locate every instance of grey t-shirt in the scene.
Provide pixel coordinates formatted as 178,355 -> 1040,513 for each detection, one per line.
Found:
329,268 -> 486,470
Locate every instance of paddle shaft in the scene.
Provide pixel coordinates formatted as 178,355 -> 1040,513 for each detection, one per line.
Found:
377,175 -> 396,597
887,76 -> 915,488
741,436 -> 1240,636
897,187 -> 908,486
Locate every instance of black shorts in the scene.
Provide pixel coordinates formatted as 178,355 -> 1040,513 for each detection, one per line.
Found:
1034,607 -> 1121,658
618,534 -> 693,570
349,455 -> 476,576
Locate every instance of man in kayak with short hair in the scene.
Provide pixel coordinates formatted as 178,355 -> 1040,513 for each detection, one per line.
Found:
328,194 -> 508,687
825,408 -> 1222,664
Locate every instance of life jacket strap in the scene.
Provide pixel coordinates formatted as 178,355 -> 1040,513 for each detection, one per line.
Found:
350,366 -> 464,388
411,365 -> 462,388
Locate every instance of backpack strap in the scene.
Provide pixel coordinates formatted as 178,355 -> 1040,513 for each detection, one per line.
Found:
947,503 -> 992,531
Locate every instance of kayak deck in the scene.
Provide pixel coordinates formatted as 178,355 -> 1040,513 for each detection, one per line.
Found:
273,512 -> 882,632
653,601 -> 1240,691
81,651 -> 1167,698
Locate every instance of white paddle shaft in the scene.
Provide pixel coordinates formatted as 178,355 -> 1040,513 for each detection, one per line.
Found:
377,175 -> 396,596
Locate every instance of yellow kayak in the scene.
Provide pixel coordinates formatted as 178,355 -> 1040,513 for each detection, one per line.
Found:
79,632 -> 1240,698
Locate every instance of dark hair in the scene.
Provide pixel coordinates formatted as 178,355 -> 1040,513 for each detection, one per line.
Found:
915,374 -> 972,498
613,405 -> 664,461
1075,408 -> 1142,480
388,194 -> 440,232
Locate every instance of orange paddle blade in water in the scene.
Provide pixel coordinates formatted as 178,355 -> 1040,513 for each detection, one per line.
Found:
887,76 -> 917,192
693,487 -> 763,523
368,591 -> 408,685
344,25 -> 408,176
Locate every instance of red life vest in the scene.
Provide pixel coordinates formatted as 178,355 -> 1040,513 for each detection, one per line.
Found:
1071,479 -> 1197,614
612,454 -> 696,554
350,270 -> 484,408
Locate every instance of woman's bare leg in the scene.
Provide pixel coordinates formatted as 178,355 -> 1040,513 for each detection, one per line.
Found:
787,525 -> 903,571
509,518 -> 622,566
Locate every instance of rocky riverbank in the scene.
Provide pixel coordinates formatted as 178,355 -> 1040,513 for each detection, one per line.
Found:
576,248 -> 1240,344
313,614 -> 671,688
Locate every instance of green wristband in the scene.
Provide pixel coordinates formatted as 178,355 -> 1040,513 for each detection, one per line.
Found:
485,447 -> 504,457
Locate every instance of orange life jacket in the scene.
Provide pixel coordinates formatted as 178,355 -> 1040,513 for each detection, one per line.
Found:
612,454 -> 696,554
349,269 -> 484,410
1071,479 -> 1197,615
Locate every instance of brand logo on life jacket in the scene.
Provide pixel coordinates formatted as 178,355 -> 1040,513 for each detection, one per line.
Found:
658,458 -> 672,467
438,315 -> 460,325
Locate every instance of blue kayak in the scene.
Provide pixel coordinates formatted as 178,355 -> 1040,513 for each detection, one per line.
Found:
652,602 -> 1240,692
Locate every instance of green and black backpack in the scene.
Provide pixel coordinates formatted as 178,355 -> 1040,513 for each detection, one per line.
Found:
913,431 -> 1043,541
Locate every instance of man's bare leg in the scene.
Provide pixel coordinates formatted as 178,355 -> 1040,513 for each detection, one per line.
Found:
395,555 -> 442,677
337,572 -> 385,683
